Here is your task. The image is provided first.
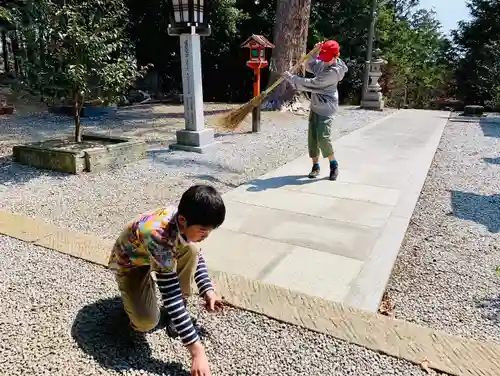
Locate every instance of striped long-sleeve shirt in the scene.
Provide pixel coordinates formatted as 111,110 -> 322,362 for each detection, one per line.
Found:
108,205 -> 214,346
156,252 -> 212,345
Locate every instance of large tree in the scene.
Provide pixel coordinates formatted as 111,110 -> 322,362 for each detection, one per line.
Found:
452,0 -> 500,106
265,0 -> 312,110
377,6 -> 452,108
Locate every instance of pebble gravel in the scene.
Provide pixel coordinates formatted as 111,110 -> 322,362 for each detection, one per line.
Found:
386,118 -> 500,344
0,106 -> 393,240
0,236 -> 444,376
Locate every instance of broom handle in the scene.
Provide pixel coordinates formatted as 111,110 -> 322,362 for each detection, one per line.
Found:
259,45 -> 321,99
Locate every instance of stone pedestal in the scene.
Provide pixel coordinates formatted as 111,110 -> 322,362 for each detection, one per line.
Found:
361,90 -> 385,111
172,128 -> 215,153
361,57 -> 386,111
170,32 -> 215,153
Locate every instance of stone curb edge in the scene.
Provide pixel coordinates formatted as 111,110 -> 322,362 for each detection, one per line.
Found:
2,209 -> 500,376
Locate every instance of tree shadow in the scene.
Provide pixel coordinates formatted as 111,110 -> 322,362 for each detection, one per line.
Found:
71,297 -> 190,375
245,175 -> 325,192
479,118 -> 500,138
477,294 -> 500,325
484,157 -> 500,165
116,108 -> 231,121
449,190 -> 500,233
0,107 -> 233,148
194,174 -> 240,189
0,155 -> 68,186
147,149 -> 242,174
214,130 -> 253,138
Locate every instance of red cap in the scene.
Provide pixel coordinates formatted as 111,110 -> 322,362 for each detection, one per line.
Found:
317,40 -> 340,62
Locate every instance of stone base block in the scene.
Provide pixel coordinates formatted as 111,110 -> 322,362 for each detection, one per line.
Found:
361,100 -> 385,111
169,128 -> 216,154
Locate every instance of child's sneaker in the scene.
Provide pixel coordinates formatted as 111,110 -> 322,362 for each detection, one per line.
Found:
308,164 -> 320,178
329,164 -> 338,181
329,160 -> 338,181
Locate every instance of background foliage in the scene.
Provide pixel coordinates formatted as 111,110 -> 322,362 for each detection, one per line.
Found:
0,0 -> 499,109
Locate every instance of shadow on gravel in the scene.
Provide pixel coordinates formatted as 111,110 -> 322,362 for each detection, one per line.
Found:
115,108 -> 230,121
194,174 -> 240,189
484,157 -> 500,165
480,119 -> 500,138
450,190 -> 500,233
147,149 -> 242,174
71,297 -> 190,376
477,295 -> 500,324
245,174 -> 325,192
0,156 -> 68,186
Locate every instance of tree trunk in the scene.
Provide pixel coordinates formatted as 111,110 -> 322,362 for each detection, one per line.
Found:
74,93 -> 83,143
1,30 -> 9,73
265,0 -> 312,111
11,30 -> 20,76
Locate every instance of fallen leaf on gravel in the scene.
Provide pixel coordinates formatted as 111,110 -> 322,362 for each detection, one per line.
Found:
378,291 -> 395,317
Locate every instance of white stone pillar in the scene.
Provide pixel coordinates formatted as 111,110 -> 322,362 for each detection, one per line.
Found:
170,29 -> 215,153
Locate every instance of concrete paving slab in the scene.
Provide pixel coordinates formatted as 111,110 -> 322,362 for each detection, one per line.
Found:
334,165 -> 412,189
262,247 -> 364,302
287,181 -> 400,206
221,201 -> 380,260
223,189 -> 394,228
200,228 -> 295,280
344,215 -> 412,310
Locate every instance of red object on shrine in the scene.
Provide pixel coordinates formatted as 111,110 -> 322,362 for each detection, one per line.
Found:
241,35 -> 275,97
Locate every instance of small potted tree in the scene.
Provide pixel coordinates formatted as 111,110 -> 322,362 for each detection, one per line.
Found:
13,0 -> 148,173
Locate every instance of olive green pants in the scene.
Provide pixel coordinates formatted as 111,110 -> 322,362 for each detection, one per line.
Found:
115,244 -> 199,332
308,111 -> 334,159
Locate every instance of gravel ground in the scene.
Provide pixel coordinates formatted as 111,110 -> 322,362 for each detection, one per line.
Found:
0,106 -> 393,240
0,236 -> 445,376
386,118 -> 500,344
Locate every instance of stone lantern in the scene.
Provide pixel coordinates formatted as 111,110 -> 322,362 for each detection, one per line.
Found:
361,49 -> 387,111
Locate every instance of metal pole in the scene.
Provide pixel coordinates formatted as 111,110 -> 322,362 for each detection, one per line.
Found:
362,0 -> 378,101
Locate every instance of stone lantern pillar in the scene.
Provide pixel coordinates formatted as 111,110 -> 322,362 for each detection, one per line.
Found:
361,49 -> 387,111
167,0 -> 215,153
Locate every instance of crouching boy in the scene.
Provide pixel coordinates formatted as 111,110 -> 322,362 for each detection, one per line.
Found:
108,184 -> 226,376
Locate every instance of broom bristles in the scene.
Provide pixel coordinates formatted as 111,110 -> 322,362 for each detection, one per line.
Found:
218,95 -> 263,131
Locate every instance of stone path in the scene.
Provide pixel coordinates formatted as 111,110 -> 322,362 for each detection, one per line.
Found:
201,109 -> 447,312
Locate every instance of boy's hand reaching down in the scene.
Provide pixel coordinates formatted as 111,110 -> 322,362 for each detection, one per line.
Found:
204,290 -> 223,312
189,341 -> 212,376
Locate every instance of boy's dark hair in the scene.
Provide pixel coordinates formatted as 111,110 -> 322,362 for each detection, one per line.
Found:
178,184 -> 226,228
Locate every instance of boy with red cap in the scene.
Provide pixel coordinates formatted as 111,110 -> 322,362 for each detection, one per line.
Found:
284,40 -> 348,180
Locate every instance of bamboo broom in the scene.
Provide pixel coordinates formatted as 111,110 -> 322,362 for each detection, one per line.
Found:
218,45 -> 322,131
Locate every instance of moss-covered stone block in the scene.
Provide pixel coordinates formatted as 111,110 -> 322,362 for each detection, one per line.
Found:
12,133 -> 147,174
